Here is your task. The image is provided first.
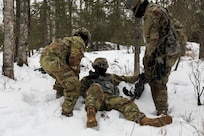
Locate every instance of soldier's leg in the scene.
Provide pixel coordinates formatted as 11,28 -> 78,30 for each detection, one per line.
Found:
104,95 -> 145,122
144,54 -> 176,115
150,55 -> 179,115
85,83 -> 104,111
85,83 -> 104,127
40,57 -> 81,116
40,57 -> 67,98
62,88 -> 80,117
53,81 -> 64,98
61,72 -> 81,117
104,95 -> 172,127
149,80 -> 168,115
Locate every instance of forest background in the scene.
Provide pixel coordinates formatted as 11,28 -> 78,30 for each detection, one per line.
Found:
0,0 -> 204,50
1,0 -> 204,79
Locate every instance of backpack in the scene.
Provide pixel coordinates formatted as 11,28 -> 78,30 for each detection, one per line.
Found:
165,22 -> 181,56
158,5 -> 186,57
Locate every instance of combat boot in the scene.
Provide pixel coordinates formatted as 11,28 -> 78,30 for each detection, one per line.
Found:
86,106 -> 97,128
62,111 -> 73,117
140,115 -> 172,127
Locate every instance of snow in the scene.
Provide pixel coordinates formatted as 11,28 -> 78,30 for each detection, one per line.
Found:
0,42 -> 204,136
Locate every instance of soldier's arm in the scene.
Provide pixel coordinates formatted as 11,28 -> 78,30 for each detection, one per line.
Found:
122,75 -> 139,83
80,76 -> 90,97
68,40 -> 85,75
111,74 -> 139,85
143,6 -> 167,56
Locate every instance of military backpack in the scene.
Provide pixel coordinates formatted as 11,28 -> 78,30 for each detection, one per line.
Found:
155,4 -> 186,57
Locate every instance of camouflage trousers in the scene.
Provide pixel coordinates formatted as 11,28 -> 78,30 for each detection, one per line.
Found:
85,83 -> 145,123
144,54 -> 179,115
40,56 -> 80,114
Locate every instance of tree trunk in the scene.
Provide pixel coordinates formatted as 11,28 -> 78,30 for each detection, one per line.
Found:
15,0 -> 20,62
199,1 -> 204,59
68,0 -> 73,35
42,0 -> 49,46
17,0 -> 29,66
200,41 -> 204,59
47,0 -> 51,44
28,0 -> 31,57
50,0 -> 56,43
2,0 -> 15,79
134,18 -> 141,76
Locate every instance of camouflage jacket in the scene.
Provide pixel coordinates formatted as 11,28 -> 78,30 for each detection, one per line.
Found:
81,71 -> 138,97
40,36 -> 85,74
143,3 -> 187,57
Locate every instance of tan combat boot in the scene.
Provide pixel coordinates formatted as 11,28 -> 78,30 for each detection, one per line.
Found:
86,106 -> 97,128
140,115 -> 172,127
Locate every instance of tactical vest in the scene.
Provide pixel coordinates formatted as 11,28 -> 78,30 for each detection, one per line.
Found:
90,75 -> 119,95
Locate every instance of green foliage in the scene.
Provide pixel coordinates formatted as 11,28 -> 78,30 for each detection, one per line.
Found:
168,0 -> 204,42
30,1 -> 44,50
26,0 -> 203,51
28,0 -> 138,50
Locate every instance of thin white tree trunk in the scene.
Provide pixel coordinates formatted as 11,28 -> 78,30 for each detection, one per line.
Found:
2,0 -> 15,79
47,0 -> 51,43
17,0 -> 29,66
134,18 -> 142,75
50,0 -> 56,43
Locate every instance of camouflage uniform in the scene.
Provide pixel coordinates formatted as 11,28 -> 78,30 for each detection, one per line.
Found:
40,36 -> 85,116
126,0 -> 187,115
81,58 -> 146,123
142,3 -> 187,115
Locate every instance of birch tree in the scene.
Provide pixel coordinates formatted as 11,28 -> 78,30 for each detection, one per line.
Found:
134,18 -> 141,75
17,0 -> 30,66
42,0 -> 49,46
50,0 -> 56,43
15,0 -> 20,61
2,0 -> 15,79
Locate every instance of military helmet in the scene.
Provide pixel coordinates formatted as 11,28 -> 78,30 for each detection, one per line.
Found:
92,57 -> 109,69
72,27 -> 91,45
126,0 -> 141,9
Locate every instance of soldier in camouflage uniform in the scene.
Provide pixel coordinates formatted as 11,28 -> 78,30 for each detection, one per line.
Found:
40,27 -> 91,117
126,0 -> 187,115
81,57 -> 172,128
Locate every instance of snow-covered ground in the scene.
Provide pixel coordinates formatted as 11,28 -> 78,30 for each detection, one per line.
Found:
0,42 -> 204,136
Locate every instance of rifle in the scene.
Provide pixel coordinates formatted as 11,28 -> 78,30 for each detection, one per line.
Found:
123,73 -> 147,101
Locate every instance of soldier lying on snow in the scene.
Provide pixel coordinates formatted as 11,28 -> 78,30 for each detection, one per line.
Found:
81,57 -> 172,128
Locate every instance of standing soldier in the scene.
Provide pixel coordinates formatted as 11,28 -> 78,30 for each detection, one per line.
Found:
126,0 -> 187,115
40,27 -> 91,117
81,57 -> 172,128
